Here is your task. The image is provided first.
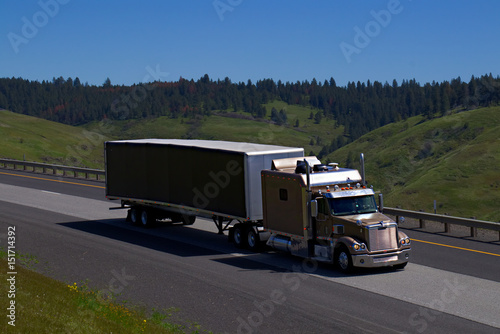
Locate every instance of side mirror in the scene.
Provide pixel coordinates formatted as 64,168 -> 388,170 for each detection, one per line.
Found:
310,200 -> 318,217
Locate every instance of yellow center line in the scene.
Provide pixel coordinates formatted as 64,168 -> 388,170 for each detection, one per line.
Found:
412,238 -> 500,257
0,171 -> 105,189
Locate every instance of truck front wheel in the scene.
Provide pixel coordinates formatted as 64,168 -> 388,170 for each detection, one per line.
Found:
335,245 -> 353,273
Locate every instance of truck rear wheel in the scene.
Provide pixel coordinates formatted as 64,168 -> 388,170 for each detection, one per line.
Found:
335,245 -> 353,273
232,225 -> 246,248
247,228 -> 261,251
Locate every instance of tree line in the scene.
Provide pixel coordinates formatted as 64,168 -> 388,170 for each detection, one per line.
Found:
0,73 -> 498,152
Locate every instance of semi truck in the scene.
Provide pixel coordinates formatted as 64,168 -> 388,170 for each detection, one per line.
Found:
105,139 -> 410,272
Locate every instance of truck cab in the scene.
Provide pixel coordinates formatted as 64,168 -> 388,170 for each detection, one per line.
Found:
261,156 -> 411,272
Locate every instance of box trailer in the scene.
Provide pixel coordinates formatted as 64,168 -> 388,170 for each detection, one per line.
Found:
105,139 -> 304,231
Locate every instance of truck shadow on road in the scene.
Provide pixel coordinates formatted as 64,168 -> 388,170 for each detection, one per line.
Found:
58,218 -> 227,258
59,218 -> 405,278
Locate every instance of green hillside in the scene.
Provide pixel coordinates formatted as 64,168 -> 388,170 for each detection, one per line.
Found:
325,106 -> 500,222
82,101 -> 344,155
0,110 -> 108,169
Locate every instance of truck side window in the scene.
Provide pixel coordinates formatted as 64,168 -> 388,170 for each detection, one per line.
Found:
279,188 -> 288,201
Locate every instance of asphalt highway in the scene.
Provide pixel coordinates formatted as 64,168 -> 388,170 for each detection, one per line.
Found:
0,169 -> 499,333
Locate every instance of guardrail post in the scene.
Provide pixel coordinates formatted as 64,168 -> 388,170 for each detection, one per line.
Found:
444,213 -> 450,233
419,209 -> 426,229
469,217 -> 477,237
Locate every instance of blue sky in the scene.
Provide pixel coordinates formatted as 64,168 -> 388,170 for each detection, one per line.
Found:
1,0 -> 499,87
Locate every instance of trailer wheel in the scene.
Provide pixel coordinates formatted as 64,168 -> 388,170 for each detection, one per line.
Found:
232,225 -> 246,248
140,210 -> 152,227
335,245 -> 353,273
247,228 -> 261,252
130,207 -> 140,225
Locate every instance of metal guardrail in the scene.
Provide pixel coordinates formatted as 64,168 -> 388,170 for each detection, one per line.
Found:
0,158 -> 105,181
1,158 -> 499,239
382,207 -> 500,240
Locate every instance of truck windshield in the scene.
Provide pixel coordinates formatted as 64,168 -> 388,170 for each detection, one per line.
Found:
328,195 -> 378,216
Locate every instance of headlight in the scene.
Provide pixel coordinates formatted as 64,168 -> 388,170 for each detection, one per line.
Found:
400,238 -> 411,245
352,243 -> 366,251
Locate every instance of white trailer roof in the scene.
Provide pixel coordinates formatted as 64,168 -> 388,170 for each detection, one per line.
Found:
108,139 -> 303,156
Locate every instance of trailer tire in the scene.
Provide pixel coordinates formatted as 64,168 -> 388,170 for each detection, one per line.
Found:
247,228 -> 261,252
232,225 -> 246,248
130,207 -> 140,225
140,209 -> 153,228
335,245 -> 353,273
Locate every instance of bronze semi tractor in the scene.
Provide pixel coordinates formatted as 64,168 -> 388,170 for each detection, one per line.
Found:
105,139 -> 410,272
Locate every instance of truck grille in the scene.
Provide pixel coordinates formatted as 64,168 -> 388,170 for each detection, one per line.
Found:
368,226 -> 397,251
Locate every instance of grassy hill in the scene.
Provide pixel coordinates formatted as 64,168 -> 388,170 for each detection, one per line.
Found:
325,106 -> 500,222
0,110 -> 108,169
81,101 -> 343,155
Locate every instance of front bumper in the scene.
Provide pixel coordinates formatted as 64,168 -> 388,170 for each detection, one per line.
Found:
352,249 -> 410,268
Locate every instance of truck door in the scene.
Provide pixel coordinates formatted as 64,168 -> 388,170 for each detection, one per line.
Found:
314,197 -> 331,238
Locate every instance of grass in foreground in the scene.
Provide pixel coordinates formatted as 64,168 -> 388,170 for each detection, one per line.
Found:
0,256 -> 210,333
